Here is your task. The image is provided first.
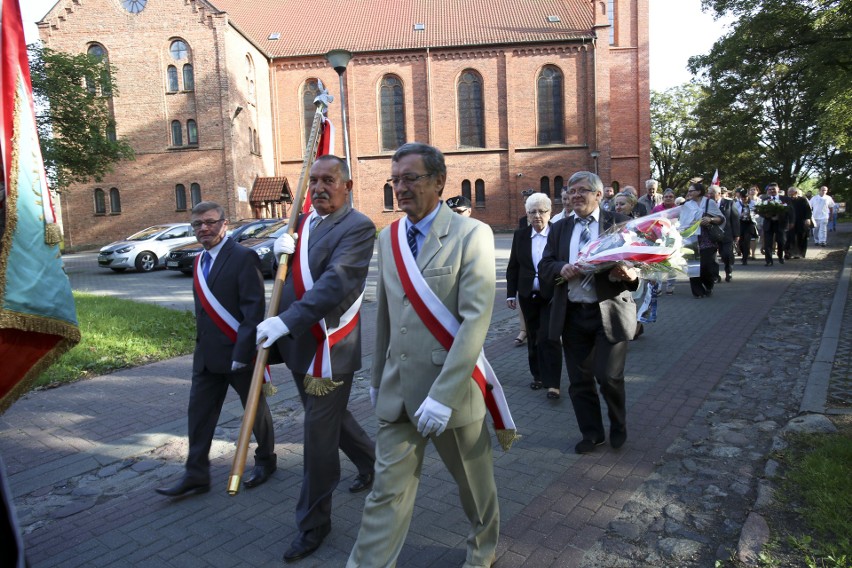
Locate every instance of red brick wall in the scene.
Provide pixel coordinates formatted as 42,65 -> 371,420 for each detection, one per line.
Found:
40,0 -> 649,243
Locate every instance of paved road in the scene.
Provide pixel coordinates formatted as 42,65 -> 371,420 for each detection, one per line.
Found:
2,228 -> 850,567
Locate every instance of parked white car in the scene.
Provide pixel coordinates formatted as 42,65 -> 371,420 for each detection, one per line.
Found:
98,223 -> 196,272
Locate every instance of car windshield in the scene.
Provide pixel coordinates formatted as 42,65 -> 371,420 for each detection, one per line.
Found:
256,221 -> 289,238
126,226 -> 170,241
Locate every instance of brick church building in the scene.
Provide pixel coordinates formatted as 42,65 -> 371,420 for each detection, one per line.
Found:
38,0 -> 649,247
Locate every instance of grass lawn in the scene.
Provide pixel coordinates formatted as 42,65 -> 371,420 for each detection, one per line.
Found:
36,292 -> 195,388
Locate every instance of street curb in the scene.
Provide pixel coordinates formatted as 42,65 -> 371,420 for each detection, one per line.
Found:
800,244 -> 852,414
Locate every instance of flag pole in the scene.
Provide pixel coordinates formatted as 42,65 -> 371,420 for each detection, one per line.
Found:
227,84 -> 332,495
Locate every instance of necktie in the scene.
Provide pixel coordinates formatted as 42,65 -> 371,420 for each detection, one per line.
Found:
577,217 -> 592,250
310,215 -> 322,232
407,226 -> 419,259
201,251 -> 211,279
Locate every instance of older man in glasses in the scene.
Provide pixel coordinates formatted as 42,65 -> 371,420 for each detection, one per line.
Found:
348,143 -> 502,568
539,172 -> 639,455
156,201 -> 276,499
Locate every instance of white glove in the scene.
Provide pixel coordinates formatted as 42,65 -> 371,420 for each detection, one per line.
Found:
231,361 -> 247,371
256,317 -> 289,348
273,232 -> 297,256
414,396 -> 452,437
370,387 -> 379,408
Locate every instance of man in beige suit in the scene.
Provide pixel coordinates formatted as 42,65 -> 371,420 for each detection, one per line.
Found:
347,143 -> 498,568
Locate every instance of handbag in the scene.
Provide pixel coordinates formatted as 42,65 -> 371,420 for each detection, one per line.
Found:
703,200 -> 726,243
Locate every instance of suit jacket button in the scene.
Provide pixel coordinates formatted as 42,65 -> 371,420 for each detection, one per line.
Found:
400,354 -> 407,360
400,327 -> 407,334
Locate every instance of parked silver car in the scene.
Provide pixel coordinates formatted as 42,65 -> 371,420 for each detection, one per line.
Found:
98,223 -> 196,272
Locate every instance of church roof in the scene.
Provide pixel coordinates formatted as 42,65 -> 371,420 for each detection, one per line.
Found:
207,0 -> 595,58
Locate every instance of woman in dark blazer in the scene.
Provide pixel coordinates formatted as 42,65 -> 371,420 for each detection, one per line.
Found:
506,193 -> 563,398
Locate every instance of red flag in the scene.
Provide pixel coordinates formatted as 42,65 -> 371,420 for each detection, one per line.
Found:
1,0 -> 80,414
301,115 -> 335,214
711,169 -> 720,186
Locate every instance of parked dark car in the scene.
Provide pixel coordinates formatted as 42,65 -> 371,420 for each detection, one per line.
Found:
165,218 -> 281,275
237,220 -> 292,277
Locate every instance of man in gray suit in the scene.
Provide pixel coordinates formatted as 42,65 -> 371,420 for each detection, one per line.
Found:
256,155 -> 376,563
347,143 -> 499,568
539,172 -> 639,454
156,201 -> 276,498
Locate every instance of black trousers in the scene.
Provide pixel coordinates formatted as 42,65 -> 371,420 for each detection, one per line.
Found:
690,246 -> 717,297
292,371 -> 375,531
186,366 -> 276,484
764,222 -> 785,263
518,293 -> 563,389
739,221 -> 755,261
561,302 -> 627,442
718,240 -> 735,276
785,228 -> 809,258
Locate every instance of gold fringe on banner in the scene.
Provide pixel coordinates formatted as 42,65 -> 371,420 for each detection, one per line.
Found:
44,223 -> 62,245
304,375 -> 342,396
262,383 -> 278,397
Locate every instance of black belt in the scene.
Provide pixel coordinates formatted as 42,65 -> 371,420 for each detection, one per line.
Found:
566,300 -> 597,310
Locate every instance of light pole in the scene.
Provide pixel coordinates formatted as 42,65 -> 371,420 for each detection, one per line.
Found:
324,49 -> 353,205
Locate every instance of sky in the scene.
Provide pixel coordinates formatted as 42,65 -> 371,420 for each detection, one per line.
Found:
21,0 -> 732,92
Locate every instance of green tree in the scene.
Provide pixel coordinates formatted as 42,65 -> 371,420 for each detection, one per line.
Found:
689,2 -> 828,189
28,45 -> 134,192
699,0 -> 852,152
650,84 -> 707,192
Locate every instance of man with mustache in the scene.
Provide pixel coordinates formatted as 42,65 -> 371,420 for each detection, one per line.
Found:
256,155 -> 376,563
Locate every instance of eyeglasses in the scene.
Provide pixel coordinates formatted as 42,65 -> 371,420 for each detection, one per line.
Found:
565,188 -> 596,196
191,218 -> 225,230
386,173 -> 433,187
527,209 -> 549,216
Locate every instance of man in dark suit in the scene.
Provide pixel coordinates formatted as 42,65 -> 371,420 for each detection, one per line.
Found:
539,171 -> 639,454
156,201 -> 276,498
506,192 -> 563,397
709,185 -> 740,282
760,182 -> 795,266
256,155 -> 376,563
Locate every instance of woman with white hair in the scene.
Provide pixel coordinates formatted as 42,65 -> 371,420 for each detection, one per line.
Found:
506,192 -> 563,398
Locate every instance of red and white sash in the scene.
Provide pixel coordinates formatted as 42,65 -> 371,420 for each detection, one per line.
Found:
390,219 -> 517,450
193,252 -> 272,386
292,213 -> 363,379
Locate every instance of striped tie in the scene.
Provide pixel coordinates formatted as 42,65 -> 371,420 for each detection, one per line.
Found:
407,226 -> 419,259
201,251 -> 211,279
577,217 -> 592,250
310,215 -> 321,232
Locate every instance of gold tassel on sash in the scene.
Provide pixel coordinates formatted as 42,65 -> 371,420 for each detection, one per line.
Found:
262,383 -> 278,397
304,375 -> 342,396
496,429 -> 520,452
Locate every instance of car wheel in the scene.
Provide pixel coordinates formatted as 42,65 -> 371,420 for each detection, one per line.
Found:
110,267 -> 126,273
135,251 -> 157,272
180,269 -> 193,276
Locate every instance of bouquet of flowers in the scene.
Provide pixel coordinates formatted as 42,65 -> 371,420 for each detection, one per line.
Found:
567,207 -> 695,289
753,200 -> 788,219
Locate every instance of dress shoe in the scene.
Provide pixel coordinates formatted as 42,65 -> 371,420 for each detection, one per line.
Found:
779,258 -> 784,264
713,274 -> 722,283
529,380 -> 543,390
243,464 -> 276,488
610,428 -> 628,449
725,273 -> 732,282
155,478 -> 210,498
574,437 -> 605,454
348,472 -> 374,493
283,523 -> 331,563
